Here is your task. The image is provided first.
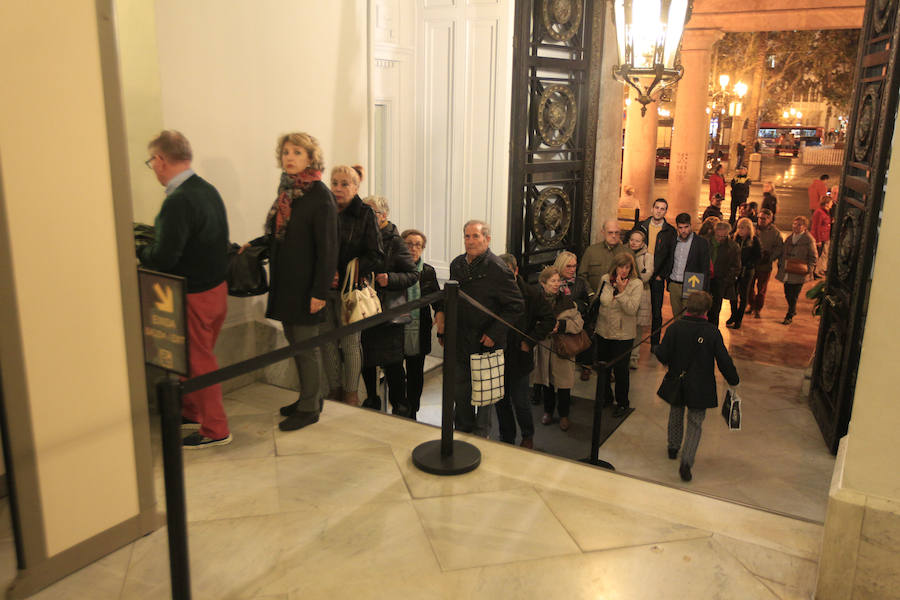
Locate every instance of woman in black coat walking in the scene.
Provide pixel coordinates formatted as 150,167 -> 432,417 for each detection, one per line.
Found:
399,229 -> 440,420
655,291 -> 740,482
360,196 -> 419,415
245,132 -> 338,431
727,217 -> 761,329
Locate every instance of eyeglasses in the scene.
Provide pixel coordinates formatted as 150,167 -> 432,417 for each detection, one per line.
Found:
144,156 -> 156,169
405,241 -> 424,249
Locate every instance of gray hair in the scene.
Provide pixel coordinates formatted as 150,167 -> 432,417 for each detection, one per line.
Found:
148,130 -> 192,162
363,195 -> 389,216
464,219 -> 490,237
498,253 -> 517,271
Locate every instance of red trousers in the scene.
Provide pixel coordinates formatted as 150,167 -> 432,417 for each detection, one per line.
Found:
182,282 -> 229,439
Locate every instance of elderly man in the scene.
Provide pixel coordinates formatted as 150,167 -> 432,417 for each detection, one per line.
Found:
749,208 -> 783,318
139,130 -> 231,449
661,213 -> 711,319
435,220 -> 524,437
579,219 -> 630,291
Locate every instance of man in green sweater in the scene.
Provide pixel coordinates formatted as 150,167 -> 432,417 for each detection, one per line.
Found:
139,130 -> 232,449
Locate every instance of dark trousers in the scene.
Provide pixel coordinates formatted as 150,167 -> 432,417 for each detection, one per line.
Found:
750,268 -> 772,313
649,278 -> 666,346
496,372 -> 534,443
596,336 -> 633,408
784,282 -> 803,317
452,358 -> 492,436
362,363 -> 408,416
731,272 -> 754,325
404,354 -> 427,418
538,383 -> 571,418
707,279 -> 729,326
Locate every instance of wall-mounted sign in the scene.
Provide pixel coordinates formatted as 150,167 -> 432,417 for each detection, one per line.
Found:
138,268 -> 188,376
682,272 -> 706,298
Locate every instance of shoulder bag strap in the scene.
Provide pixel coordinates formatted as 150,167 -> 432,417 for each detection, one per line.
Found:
341,258 -> 358,295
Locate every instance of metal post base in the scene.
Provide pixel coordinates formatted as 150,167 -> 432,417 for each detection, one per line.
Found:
579,457 -> 616,470
412,440 -> 481,476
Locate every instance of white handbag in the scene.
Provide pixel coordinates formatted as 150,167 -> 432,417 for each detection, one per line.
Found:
340,258 -> 382,325
469,348 -> 505,406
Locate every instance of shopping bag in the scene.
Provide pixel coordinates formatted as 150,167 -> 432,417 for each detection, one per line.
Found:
469,348 -> 505,406
341,258 -> 382,325
721,387 -> 741,431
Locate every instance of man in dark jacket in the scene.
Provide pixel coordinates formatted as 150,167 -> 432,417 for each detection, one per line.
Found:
654,291 -> 739,482
729,167 -> 751,225
750,208 -> 783,318
701,194 -> 724,222
435,220 -> 524,436
661,213 -> 711,319
639,198 -> 677,350
496,254 -> 555,448
707,222 -> 741,326
139,130 -> 232,449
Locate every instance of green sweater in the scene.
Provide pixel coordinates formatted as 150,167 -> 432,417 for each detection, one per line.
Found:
139,174 -> 229,293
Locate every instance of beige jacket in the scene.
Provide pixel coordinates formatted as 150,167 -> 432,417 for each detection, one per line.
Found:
594,275 -> 642,340
531,306 -> 583,389
633,248 -> 653,327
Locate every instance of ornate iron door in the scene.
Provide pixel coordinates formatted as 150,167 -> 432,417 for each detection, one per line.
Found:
507,0 -> 598,275
809,0 -> 900,453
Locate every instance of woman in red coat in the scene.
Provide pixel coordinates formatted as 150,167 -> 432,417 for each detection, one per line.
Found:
708,164 -> 726,202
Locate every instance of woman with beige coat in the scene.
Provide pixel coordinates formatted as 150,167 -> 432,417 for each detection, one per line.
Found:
627,229 -> 653,369
532,266 -> 584,432
595,253 -> 642,417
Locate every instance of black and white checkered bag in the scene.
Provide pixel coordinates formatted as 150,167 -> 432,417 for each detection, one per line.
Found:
469,349 -> 505,406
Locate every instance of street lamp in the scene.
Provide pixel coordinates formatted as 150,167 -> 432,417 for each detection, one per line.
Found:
613,0 -> 693,116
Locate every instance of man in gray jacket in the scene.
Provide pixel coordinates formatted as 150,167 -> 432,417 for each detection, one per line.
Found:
749,209 -> 784,319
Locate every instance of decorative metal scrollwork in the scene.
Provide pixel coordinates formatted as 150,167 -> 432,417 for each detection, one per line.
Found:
542,0 -> 583,42
532,187 -> 572,246
537,85 -> 577,147
873,0 -> 896,34
836,209 -> 861,282
854,85 -> 879,162
821,325 -> 844,394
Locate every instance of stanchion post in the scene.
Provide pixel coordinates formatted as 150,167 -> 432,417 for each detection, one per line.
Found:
157,378 -> 191,600
440,281 -> 459,457
589,363 -> 606,462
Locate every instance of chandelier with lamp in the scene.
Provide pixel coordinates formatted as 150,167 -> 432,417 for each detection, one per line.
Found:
612,0 -> 693,117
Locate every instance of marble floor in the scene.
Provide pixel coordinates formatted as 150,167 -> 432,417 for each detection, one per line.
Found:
2,384 -> 824,599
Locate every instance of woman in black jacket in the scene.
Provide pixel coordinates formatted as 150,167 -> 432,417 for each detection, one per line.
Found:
319,165 -> 383,407
400,229 -> 440,420
245,132 -> 338,431
727,217 -> 762,329
360,196 -> 419,416
654,291 -> 739,482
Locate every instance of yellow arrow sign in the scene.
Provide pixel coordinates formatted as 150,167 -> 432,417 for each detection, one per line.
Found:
687,274 -> 700,287
153,283 -> 174,313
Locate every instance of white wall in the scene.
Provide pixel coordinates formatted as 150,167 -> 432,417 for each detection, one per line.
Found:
417,0 -> 514,278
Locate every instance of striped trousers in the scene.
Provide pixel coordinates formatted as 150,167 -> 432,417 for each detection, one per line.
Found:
668,405 -> 706,467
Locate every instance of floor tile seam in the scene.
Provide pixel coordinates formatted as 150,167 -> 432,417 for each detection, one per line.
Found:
577,533 -> 716,557
433,547 -> 585,574
531,486 -> 589,554
710,532 -> 820,572
754,573 -> 798,599
391,447 -> 419,501
404,479 -> 533,501
272,439 -> 393,459
406,492 -> 460,574
711,535 -> 814,599
117,539 -> 138,600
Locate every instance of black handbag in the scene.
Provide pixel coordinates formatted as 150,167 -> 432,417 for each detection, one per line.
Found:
226,243 -> 269,297
656,336 -> 702,405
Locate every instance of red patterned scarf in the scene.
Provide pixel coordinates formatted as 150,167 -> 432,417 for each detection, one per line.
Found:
265,169 -> 322,240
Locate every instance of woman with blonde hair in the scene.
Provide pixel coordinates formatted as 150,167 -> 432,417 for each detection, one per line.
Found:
726,217 -> 761,329
244,132 -> 338,431
596,253 -> 642,417
552,250 -> 593,381
627,229 -> 653,369
532,266 -> 584,432
317,164 -> 383,407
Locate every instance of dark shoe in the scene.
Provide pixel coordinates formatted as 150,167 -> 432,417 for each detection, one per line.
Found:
613,405 -> 629,418
668,447 -> 678,460
650,344 -> 660,355
725,322 -> 736,329
753,311 -> 761,319
679,462 -> 692,482
580,367 -> 591,381
782,316 -> 793,325
279,400 -> 300,417
732,322 -> 741,329
725,317 -> 735,325
520,437 -> 534,449
361,396 -> 382,410
183,432 -> 232,449
278,410 -> 320,431
181,417 -> 201,431
559,417 -> 570,431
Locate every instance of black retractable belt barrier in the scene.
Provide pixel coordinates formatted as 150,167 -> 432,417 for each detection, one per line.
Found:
582,362 -> 615,470
157,378 -> 191,600
411,281 -> 482,475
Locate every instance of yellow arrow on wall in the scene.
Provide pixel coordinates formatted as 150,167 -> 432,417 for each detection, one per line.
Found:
153,283 -> 174,313
688,274 -> 700,287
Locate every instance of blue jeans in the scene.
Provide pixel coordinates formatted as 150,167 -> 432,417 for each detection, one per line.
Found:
495,372 -> 534,443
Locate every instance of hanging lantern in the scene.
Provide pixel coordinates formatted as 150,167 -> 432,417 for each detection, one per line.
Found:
613,0 -> 693,116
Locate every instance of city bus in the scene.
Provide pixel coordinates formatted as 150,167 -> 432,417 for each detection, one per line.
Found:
757,122 -> 824,157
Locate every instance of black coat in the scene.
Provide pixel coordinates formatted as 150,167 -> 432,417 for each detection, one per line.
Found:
701,205 -> 723,222
338,195 -> 383,281
654,315 -> 739,409
505,277 -> 555,378
734,234 -> 762,279
361,222 -> 419,368
410,262 -> 440,357
638,217 -> 677,279
440,249 -> 525,360
710,237 -> 741,298
559,275 -> 592,316
256,180 -> 338,325
661,233 -> 711,290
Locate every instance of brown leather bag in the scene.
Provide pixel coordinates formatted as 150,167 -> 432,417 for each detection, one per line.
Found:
785,259 -> 809,275
552,330 -> 591,359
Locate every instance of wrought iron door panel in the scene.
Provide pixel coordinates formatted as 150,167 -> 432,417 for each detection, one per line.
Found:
809,0 -> 900,453
508,0 -> 596,276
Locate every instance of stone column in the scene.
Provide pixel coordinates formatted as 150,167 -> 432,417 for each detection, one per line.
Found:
667,29 -> 722,220
621,94 -> 659,217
